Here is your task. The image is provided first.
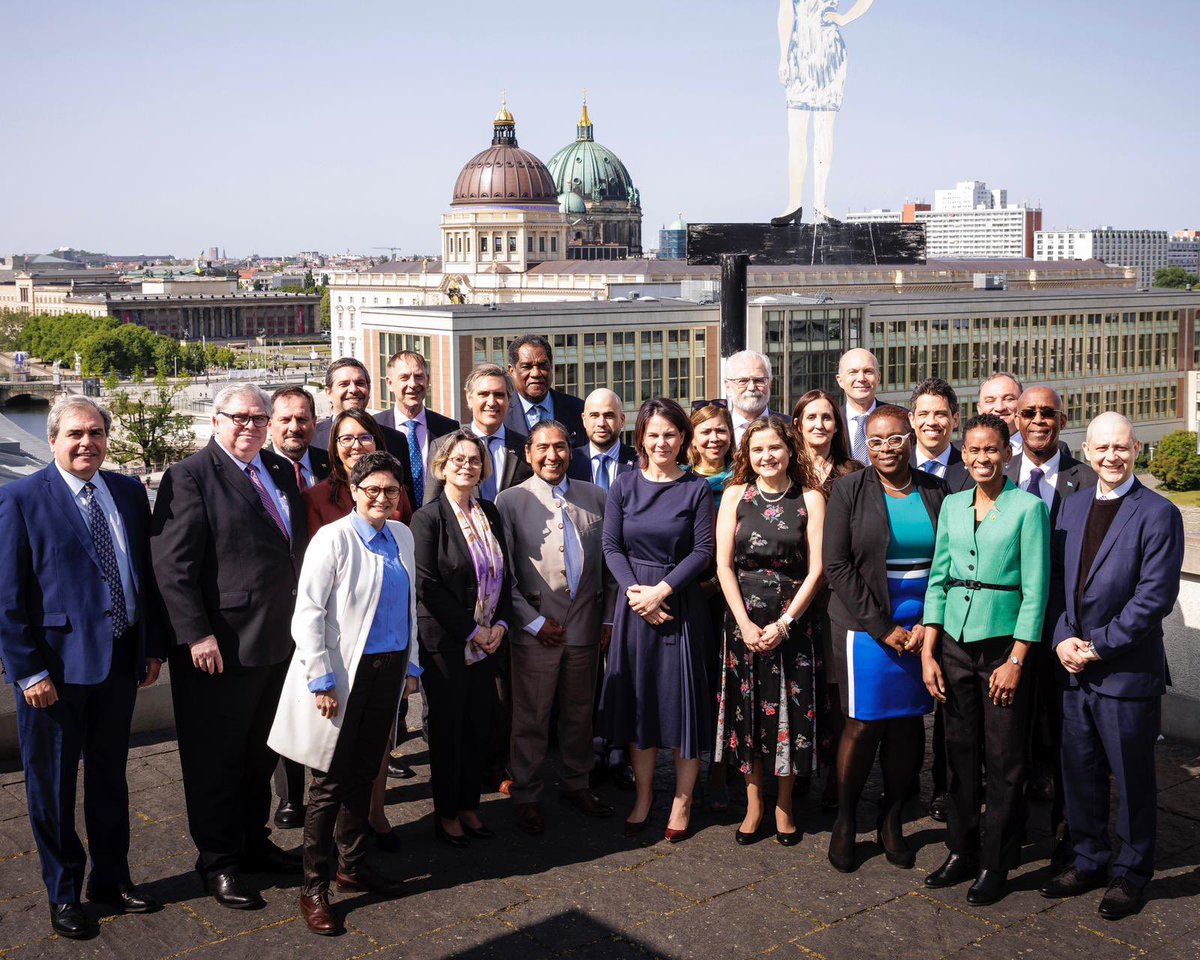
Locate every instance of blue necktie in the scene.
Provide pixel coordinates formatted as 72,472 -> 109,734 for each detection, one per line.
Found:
84,482 -> 129,638
593,453 -> 611,492
921,460 -> 938,475
528,403 -> 546,429
405,419 -> 424,507
1026,466 -> 1044,501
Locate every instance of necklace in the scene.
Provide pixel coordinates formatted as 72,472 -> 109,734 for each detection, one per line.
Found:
877,471 -> 913,493
756,480 -> 791,503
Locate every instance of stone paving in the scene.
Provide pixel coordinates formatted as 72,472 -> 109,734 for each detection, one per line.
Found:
0,710 -> 1198,959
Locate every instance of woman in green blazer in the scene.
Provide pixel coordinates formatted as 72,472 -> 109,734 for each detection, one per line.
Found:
921,414 -> 1049,908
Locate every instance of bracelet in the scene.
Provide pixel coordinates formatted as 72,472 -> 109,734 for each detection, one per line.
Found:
774,618 -> 792,637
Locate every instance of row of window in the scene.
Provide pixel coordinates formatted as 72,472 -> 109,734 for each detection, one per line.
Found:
444,232 -> 560,261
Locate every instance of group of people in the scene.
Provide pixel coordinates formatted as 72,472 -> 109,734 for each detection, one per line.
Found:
0,335 -> 1182,940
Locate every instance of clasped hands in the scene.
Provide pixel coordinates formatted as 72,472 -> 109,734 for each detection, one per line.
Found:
472,623 -> 506,655
740,620 -> 786,654
1056,636 -> 1098,674
626,583 -> 673,626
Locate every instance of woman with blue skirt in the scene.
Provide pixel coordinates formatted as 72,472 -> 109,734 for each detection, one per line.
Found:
822,405 -> 947,872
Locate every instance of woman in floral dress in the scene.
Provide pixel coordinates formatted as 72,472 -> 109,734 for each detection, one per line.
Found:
715,416 -> 826,845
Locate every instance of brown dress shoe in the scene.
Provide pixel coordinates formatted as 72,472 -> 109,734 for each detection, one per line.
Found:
560,788 -> 614,818
516,802 -> 545,835
299,892 -> 339,936
335,866 -> 406,898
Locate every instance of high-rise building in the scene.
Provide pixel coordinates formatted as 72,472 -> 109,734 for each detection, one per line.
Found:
1168,231 -> 1200,274
1035,228 -> 1169,288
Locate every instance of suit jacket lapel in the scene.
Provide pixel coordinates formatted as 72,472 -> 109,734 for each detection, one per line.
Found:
1082,484 -> 1143,592
45,466 -> 103,572
208,440 -> 281,535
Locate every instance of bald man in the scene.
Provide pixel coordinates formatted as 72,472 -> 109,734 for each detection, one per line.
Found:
1041,413 -> 1183,921
836,348 -> 880,464
567,389 -> 637,490
977,373 -> 1023,451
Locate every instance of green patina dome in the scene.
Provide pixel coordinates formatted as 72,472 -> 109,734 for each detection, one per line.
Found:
547,100 -> 640,207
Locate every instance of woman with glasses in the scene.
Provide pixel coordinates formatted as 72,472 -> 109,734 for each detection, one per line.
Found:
920,414 -> 1049,906
715,416 -> 826,846
792,389 -> 864,810
269,452 -> 417,935
598,398 -> 715,843
823,405 -> 947,872
410,430 -> 512,847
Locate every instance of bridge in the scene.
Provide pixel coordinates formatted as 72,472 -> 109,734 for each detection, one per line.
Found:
0,380 -> 66,408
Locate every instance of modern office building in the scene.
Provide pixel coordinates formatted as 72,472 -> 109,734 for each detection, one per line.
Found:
1035,228 -> 1170,288
1168,231 -> 1200,274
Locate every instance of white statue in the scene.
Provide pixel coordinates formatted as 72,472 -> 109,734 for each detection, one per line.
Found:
777,0 -> 875,223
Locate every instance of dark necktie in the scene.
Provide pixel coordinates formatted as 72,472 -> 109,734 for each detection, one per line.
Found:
1026,466 -> 1044,501
481,436 -> 499,501
293,460 -> 308,492
246,464 -> 290,540
84,482 -> 129,638
405,419 -> 424,507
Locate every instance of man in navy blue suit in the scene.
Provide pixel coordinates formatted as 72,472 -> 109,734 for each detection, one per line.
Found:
1041,412 -> 1184,920
566,388 -> 636,488
503,335 -> 585,447
0,396 -> 166,939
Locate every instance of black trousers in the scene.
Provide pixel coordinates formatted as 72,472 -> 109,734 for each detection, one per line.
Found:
421,646 -> 497,819
1027,638 -> 1067,836
939,635 -> 1032,871
169,648 -> 288,874
302,652 -> 405,896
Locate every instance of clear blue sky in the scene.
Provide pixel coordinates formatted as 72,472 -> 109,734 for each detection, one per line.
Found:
4,0 -> 1198,258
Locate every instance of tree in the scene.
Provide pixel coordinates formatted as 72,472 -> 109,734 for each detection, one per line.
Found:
1149,430 -> 1200,491
303,268 -> 316,291
319,286 -> 331,331
106,372 -> 197,472
1153,267 -> 1199,289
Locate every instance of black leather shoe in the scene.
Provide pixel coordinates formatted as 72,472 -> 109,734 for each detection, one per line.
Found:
925,852 -> 979,889
49,902 -> 95,939
461,821 -> 495,839
1040,865 -> 1107,899
1098,877 -> 1145,920
966,869 -> 1008,905
243,841 -> 302,874
929,793 -> 948,823
387,759 -> 416,780
86,880 -> 160,913
433,819 -> 470,848
205,871 -> 265,910
273,800 -> 305,829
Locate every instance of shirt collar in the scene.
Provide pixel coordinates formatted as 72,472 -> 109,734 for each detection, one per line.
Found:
396,406 -> 427,429
349,510 -> 394,546
471,422 -> 506,444
1020,449 -> 1060,483
590,441 -> 617,460
844,400 -> 877,423
519,392 -> 553,416
731,407 -> 767,430
297,449 -> 314,475
54,461 -> 101,498
915,445 -> 951,467
537,475 -> 570,500
1096,475 -> 1136,501
214,436 -> 267,473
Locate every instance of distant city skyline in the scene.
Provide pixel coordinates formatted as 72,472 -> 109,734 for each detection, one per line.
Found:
4,0 -> 1198,257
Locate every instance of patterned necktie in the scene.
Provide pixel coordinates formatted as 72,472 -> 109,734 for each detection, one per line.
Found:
405,419 -> 424,507
851,415 -> 869,465
84,482 -> 129,638
528,403 -> 546,429
293,460 -> 308,492
1026,466 -> 1045,501
480,436 -> 499,501
593,453 -> 611,492
246,464 -> 290,540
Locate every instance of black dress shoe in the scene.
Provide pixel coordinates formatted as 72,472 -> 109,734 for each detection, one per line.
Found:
966,869 -> 1008,905
929,793 -> 948,823
1098,877 -> 1145,920
610,764 -> 636,791
86,880 -> 160,913
433,819 -> 470,848
461,821 -> 495,839
735,826 -> 761,845
273,800 -> 305,829
1040,865 -> 1107,899
372,827 -> 401,853
775,830 -> 800,847
205,871 -> 266,910
387,759 -> 416,780
243,841 -> 302,874
50,902 -> 95,939
925,852 -> 979,889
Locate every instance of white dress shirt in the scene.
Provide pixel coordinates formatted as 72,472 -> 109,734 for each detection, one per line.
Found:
1019,449 -> 1061,511
214,439 -> 292,535
524,478 -> 584,636
470,422 -> 508,491
1095,474 -> 1136,501
589,441 -> 620,486
844,400 -> 877,462
731,406 -> 770,447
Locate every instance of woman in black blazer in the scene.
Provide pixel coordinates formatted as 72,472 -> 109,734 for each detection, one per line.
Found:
411,430 -> 514,847
822,406 -> 948,872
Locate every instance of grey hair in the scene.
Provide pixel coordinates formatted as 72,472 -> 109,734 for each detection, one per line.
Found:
979,371 -> 1024,396
463,362 -> 514,397
212,383 -> 270,416
724,349 -> 773,380
47,395 -> 111,439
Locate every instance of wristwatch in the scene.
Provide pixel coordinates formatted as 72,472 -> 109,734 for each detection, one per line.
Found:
778,613 -> 794,627
1009,656 -> 1023,667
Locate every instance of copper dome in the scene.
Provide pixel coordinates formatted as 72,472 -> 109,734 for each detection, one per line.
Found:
451,107 -> 559,207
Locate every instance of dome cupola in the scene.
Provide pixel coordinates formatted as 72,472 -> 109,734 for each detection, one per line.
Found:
451,98 -> 559,206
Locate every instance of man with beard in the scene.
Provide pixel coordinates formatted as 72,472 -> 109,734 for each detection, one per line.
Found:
566,388 -> 636,489
725,350 -> 780,448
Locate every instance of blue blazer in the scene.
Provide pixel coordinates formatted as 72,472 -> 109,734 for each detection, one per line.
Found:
1052,479 -> 1184,698
0,464 -> 165,686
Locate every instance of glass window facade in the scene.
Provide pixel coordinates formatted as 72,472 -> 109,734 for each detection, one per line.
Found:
376,333 -> 432,407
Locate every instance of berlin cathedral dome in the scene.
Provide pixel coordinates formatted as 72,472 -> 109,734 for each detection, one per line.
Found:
452,100 -> 560,206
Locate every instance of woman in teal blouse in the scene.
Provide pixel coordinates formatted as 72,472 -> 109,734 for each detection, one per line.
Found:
921,413 -> 1049,908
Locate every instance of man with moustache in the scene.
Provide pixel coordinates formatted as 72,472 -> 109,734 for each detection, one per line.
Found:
724,350 -> 779,448
566,388 -> 637,489
836,348 -> 880,465
977,373 -> 1024,452
1041,413 -> 1183,920
497,421 -> 615,834
503,335 -> 585,446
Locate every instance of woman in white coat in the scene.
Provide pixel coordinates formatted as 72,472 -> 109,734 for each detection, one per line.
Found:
269,452 -> 420,936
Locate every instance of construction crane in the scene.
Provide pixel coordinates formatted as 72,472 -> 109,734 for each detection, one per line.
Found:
372,246 -> 402,260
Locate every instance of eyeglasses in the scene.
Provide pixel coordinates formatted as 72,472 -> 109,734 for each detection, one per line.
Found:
725,377 -> 770,388
218,411 -> 269,428
866,434 -> 910,451
1017,405 -> 1060,420
448,455 -> 483,469
336,433 -> 377,447
356,484 -> 401,501
690,398 -> 729,411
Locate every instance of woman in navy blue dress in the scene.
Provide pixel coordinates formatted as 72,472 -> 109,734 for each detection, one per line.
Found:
598,398 -> 715,843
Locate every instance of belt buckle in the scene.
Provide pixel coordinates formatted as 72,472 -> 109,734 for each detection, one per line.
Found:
963,579 -> 982,591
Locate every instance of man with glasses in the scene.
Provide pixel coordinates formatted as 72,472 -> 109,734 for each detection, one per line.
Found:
503,335 -> 585,446
375,351 -> 458,510
836,349 -> 881,465
567,388 -> 636,489
152,384 -> 308,911
724,350 -> 779,448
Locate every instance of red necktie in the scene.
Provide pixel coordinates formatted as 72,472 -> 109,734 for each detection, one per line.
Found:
294,460 -> 308,491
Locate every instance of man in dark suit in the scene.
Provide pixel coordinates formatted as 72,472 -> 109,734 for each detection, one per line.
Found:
1006,386 -> 1096,855
375,350 -> 459,510
0,397 -> 166,939
566,388 -> 636,488
152,383 -> 308,910
311,358 -> 414,500
503,335 -> 585,446
1040,412 -> 1183,920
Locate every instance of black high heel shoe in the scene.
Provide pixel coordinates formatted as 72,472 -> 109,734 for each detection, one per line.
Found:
623,791 -> 655,837
461,821 -> 495,840
433,819 -> 470,848
875,810 -> 915,869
